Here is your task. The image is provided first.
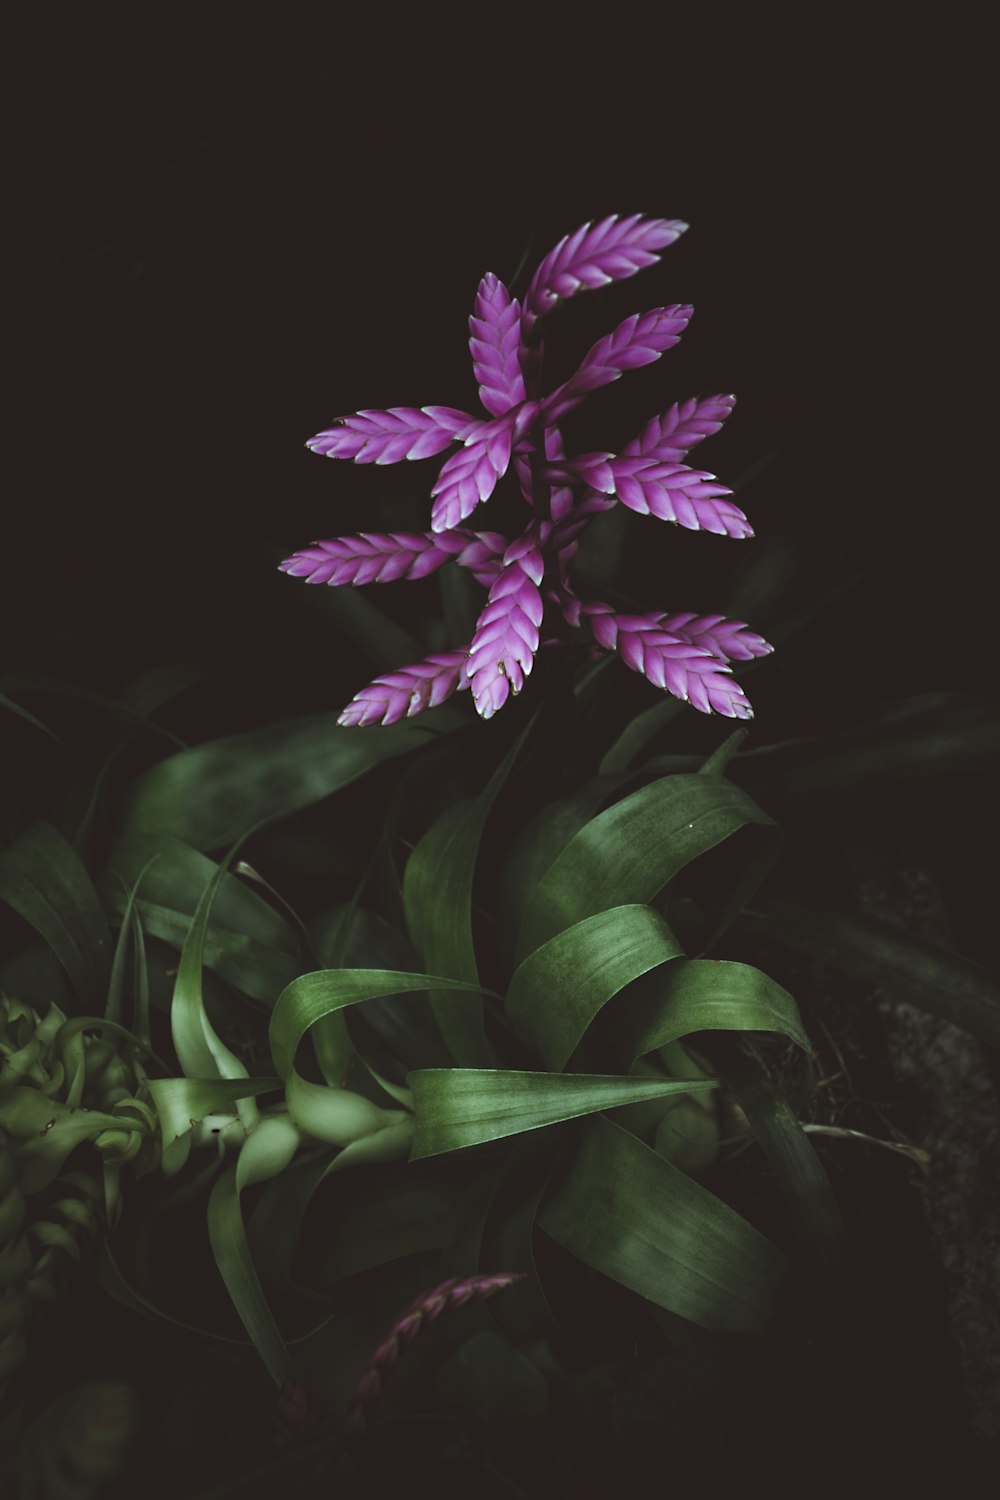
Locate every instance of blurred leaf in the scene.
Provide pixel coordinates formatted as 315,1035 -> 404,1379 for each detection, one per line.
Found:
118,711 -> 463,851
737,693 -> 1000,808
506,905 -> 684,1070
516,773 -> 779,961
599,698 -> 687,773
740,891 -> 1000,1046
207,1166 -> 296,1387
300,1167 -> 462,1286
0,691 -> 57,739
539,1115 -> 784,1334
0,822 -> 110,1002
435,1330 -> 548,1419
409,1069 -> 716,1158
106,835 -> 298,952
721,1044 -> 847,1283
403,718 -> 535,1064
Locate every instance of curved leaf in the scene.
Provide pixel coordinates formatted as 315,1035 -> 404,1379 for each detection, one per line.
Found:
268,969 -> 497,1081
620,958 -> 811,1062
408,1069 -> 716,1158
207,1167 -> 296,1387
119,711 -> 462,851
539,1115 -> 784,1334
505,905 -> 684,1070
170,839 -> 258,1133
516,773 -> 780,961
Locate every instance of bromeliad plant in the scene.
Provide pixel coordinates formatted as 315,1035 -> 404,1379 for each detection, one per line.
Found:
281,214 -> 772,724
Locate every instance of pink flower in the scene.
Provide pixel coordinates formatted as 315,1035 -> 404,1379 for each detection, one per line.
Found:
282,216 -> 772,723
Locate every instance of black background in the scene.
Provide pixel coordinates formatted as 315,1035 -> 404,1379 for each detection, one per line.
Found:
6,13 -> 998,1490
11,16 -> 989,714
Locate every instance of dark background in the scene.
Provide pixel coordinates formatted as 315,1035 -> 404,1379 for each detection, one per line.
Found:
11,16 -> 988,712
5,17 -> 998,1489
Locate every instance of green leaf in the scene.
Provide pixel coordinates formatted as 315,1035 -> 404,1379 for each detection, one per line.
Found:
720,1044 -> 847,1283
516,773 -> 780,962
620,958 -> 812,1063
132,899 -> 300,1004
105,860 -> 156,1024
0,822 -> 111,1002
170,840 -> 257,1133
298,1167 -> 462,1286
402,717 -> 536,1064
147,1077 -> 281,1149
0,1088 -> 136,1193
497,776 -> 624,957
408,1069 -> 717,1158
268,969 -> 497,1081
118,711 -> 463,851
539,1115 -> 785,1334
599,697 -> 687,773
435,1331 -> 548,1420
206,1166 -> 296,1387
741,891 -> 1000,1047
505,905 -> 684,1070
105,835 -> 298,953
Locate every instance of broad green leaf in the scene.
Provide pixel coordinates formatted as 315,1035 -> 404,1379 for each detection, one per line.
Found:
505,905 -> 684,1070
147,1076 -> 280,1149
403,718 -> 536,1064
721,1045 -> 847,1283
0,822 -> 111,1002
207,1166 -> 296,1386
118,711 -> 463,851
496,776 -> 624,957
268,969 -> 497,1081
741,891 -> 1000,1047
516,773 -> 780,961
409,1069 -> 717,1158
539,1115 -> 785,1334
621,958 -> 812,1063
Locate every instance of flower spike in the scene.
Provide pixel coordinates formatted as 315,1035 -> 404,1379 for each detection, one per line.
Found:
286,213 -> 772,724
521,214 -> 688,339
470,274 -> 527,418
337,650 -> 472,728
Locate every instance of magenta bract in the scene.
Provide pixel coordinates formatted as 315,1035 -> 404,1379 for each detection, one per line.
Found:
282,214 -> 772,724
